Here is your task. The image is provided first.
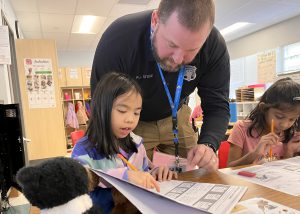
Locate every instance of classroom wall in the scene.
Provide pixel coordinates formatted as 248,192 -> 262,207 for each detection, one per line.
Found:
227,14 -> 300,60
57,50 -> 95,67
226,14 -> 300,90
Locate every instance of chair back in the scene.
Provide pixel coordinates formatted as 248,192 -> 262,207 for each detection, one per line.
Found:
70,130 -> 85,147
218,141 -> 230,169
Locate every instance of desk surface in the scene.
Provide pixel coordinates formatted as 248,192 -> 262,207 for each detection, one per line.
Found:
178,167 -> 300,211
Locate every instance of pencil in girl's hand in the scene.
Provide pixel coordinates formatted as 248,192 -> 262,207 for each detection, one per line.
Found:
270,119 -> 274,160
117,153 -> 138,171
271,119 -> 274,133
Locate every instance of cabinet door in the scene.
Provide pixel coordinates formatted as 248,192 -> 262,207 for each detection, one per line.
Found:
15,39 -> 67,160
81,67 -> 91,86
57,67 -> 67,87
66,67 -> 83,86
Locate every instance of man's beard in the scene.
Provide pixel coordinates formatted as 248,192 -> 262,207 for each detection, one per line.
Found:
151,32 -> 182,72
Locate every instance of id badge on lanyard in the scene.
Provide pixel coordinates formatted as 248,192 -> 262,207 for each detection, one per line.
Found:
156,63 -> 185,172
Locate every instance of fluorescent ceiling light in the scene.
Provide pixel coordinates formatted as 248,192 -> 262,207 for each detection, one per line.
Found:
72,15 -> 106,34
220,22 -> 251,36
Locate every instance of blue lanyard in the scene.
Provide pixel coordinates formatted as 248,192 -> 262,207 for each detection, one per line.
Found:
156,63 -> 185,143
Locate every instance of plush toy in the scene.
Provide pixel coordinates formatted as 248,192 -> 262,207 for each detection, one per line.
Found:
16,157 -> 103,214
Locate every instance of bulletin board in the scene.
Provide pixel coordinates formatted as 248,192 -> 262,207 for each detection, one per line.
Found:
257,50 -> 277,83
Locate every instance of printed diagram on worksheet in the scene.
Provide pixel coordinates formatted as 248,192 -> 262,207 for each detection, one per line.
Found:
227,156 -> 300,196
231,197 -> 300,214
159,180 -> 245,213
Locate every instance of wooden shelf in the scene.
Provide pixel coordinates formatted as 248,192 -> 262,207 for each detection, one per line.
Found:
61,86 -> 90,150
235,87 -> 265,102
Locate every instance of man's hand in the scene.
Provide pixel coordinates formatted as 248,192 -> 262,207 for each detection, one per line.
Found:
187,144 -> 218,171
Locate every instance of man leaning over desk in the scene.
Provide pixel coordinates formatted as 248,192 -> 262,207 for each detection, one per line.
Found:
90,0 -> 230,171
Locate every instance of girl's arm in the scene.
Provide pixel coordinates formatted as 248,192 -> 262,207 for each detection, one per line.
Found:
85,166 -> 161,192
227,143 -> 258,167
227,121 -> 258,167
85,163 -> 160,192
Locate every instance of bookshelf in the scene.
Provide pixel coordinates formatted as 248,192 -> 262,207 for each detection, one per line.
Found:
61,86 -> 91,151
236,101 -> 258,120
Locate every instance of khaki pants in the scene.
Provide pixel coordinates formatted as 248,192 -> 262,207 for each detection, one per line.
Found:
133,105 -> 198,160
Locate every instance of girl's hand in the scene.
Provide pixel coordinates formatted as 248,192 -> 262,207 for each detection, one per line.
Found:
253,133 -> 279,162
150,165 -> 178,182
284,132 -> 300,158
127,170 -> 160,192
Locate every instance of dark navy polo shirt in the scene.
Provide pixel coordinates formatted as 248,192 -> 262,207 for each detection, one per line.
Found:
91,10 -> 230,149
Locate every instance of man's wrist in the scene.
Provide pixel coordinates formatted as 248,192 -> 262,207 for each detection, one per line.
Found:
202,143 -> 217,153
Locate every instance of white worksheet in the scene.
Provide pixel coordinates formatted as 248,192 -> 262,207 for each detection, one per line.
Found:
226,156 -> 300,196
231,197 -> 300,214
91,168 -> 247,214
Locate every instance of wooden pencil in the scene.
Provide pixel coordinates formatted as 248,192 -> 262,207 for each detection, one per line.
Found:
270,119 -> 274,159
117,153 -> 138,171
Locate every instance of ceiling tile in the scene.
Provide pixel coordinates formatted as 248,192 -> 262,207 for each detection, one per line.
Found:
40,14 -> 74,33
215,0 -> 249,18
37,0 -> 77,14
10,0 -> 38,12
76,0 -> 118,16
15,12 -> 41,32
98,16 -> 118,35
43,32 -> 69,44
239,1 -> 300,27
118,0 -> 151,4
269,5 -> 300,23
9,0 -> 300,52
109,4 -> 148,18
90,37 -> 101,51
67,34 -> 97,51
23,31 -> 43,39
216,1 -> 271,29
277,0 -> 300,6
146,0 -> 160,9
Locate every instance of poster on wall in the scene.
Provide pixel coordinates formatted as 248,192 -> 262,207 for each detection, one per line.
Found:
257,50 -> 276,83
69,68 -> 79,79
24,58 -> 56,109
0,26 -> 11,64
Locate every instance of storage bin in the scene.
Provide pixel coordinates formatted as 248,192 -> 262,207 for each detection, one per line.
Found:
229,102 -> 237,122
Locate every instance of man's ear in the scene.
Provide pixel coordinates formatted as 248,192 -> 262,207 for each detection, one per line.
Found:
151,10 -> 159,31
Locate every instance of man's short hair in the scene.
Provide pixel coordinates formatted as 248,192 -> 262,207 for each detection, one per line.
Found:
157,0 -> 215,31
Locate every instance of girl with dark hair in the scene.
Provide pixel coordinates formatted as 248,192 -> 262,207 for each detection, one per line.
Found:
72,72 -> 176,213
228,78 -> 300,167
